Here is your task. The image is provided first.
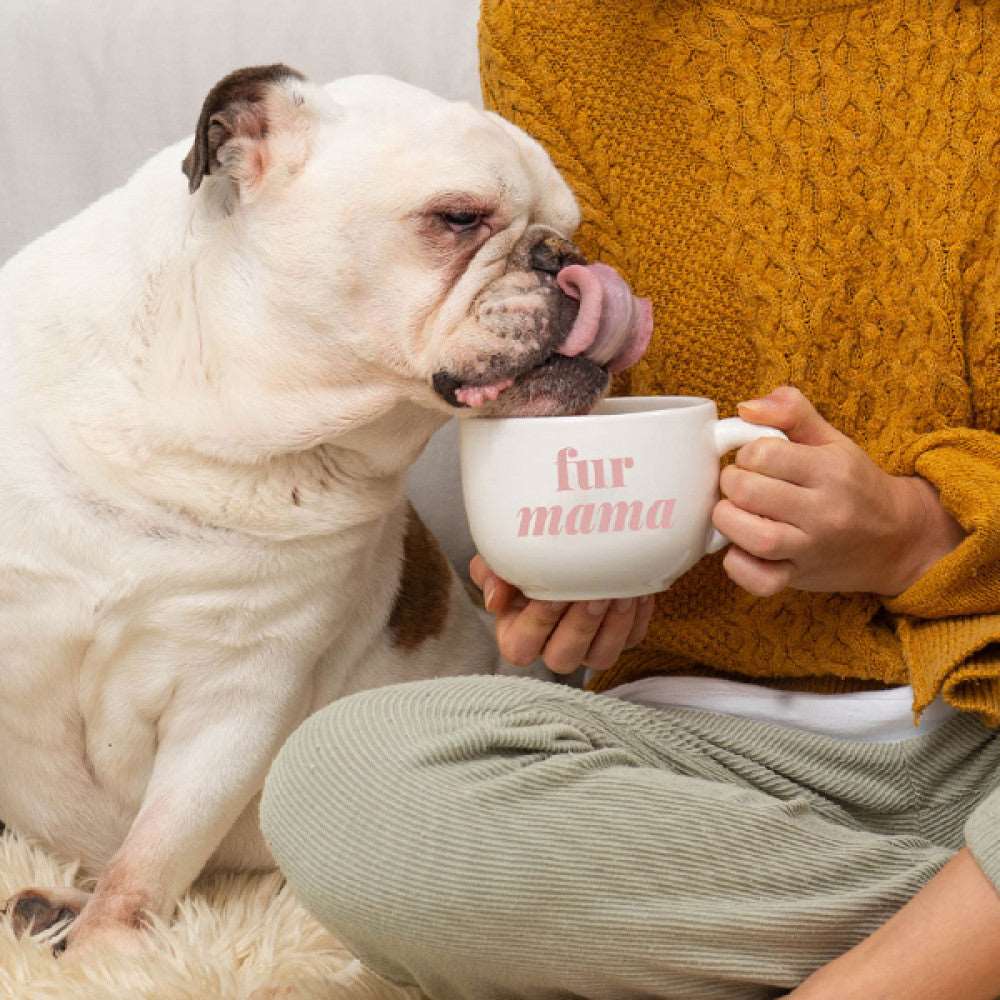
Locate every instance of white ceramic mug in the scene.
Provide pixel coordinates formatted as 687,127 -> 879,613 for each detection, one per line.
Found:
459,396 -> 788,601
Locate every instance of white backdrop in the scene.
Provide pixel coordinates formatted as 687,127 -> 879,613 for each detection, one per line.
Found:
0,0 -> 481,568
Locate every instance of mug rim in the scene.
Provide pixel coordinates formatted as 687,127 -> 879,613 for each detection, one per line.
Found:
460,395 -> 715,429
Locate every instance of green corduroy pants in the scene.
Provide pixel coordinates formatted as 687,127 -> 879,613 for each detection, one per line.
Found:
260,675 -> 1000,1000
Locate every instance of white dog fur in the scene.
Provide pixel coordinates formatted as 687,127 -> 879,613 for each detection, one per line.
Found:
0,64 -> 628,955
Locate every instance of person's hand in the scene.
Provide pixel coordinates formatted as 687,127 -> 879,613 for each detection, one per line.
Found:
713,385 -> 967,598
469,555 -> 656,674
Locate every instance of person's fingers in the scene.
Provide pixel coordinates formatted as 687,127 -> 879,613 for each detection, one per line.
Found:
719,465 -> 812,527
469,554 -> 489,589
624,594 -> 656,648
581,598 -> 639,671
469,555 -> 522,614
711,499 -> 808,563
539,600 -> 611,674
732,436 -> 826,488
737,386 -> 847,448
487,576 -> 522,614
721,545 -> 795,597
496,599 -> 569,667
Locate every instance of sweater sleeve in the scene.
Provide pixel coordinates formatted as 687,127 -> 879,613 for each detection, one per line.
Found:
883,237 -> 1000,717
885,428 -> 1000,620
882,430 -> 1000,718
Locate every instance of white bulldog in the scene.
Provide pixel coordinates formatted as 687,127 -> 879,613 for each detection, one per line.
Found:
0,65 -> 651,953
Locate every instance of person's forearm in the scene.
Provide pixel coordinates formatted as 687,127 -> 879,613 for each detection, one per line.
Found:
787,848 -> 1000,1000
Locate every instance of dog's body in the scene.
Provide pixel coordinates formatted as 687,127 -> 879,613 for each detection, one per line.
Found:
0,67 -> 650,952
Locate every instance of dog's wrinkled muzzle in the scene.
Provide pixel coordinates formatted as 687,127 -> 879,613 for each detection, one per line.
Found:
433,254 -> 653,412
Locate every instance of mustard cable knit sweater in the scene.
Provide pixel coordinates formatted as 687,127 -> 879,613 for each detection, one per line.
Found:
479,0 -> 1000,721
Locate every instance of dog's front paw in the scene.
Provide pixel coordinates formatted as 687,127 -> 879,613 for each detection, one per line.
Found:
2,886 -> 90,951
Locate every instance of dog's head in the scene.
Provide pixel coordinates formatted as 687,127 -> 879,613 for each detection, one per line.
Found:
182,65 -> 651,421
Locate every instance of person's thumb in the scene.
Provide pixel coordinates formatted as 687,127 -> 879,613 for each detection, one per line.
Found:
737,386 -> 845,447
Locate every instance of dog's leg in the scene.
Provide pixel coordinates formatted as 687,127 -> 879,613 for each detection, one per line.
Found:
4,887 -> 92,949
61,653 -> 310,956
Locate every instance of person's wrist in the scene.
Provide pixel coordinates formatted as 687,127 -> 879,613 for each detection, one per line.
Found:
878,475 -> 966,597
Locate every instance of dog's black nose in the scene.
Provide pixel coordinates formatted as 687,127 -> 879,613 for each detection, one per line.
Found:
529,235 -> 587,275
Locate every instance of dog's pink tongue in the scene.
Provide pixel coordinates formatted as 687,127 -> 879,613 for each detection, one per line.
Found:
555,263 -> 653,373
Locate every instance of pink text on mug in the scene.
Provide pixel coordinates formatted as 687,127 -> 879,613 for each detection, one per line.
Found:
516,447 -> 677,538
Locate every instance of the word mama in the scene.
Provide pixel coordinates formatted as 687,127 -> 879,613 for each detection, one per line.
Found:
515,446 -> 677,538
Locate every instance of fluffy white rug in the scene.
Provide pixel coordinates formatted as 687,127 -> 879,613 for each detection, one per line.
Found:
0,830 -> 423,1000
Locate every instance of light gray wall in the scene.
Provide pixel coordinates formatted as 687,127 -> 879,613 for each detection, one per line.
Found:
0,0 -> 481,569
1,0 -> 482,263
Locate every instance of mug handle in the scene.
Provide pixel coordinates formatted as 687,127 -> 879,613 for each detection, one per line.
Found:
705,417 -> 789,555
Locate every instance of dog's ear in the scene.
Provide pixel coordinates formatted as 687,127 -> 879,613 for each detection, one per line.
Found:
182,64 -> 313,198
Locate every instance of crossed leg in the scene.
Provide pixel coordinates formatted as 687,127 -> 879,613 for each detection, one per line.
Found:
261,675 -> 983,1000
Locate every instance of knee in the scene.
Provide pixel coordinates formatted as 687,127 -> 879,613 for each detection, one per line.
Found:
261,680 -> 446,978
260,675 -> 581,983
261,677 -> 514,941
262,678 -> 444,885
263,674 -> 512,832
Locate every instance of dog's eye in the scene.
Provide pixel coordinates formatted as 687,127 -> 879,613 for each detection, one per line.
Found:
440,211 -> 484,233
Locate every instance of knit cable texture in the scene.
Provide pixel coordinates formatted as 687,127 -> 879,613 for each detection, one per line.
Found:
479,0 -> 1000,721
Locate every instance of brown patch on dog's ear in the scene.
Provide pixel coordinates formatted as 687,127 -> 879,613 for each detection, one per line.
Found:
182,63 -> 307,194
389,504 -> 452,650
